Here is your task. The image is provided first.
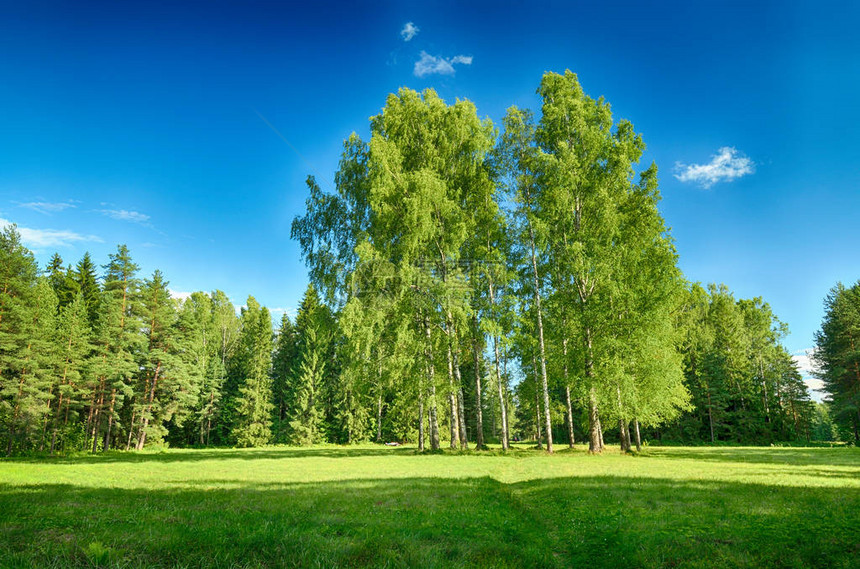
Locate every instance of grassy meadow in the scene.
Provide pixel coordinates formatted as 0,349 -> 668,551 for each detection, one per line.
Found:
1,444 -> 858,568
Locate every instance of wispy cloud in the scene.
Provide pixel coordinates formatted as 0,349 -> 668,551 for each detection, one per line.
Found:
0,217 -> 102,249
18,201 -> 77,214
674,147 -> 755,189
270,306 -> 297,320
99,209 -> 151,224
400,22 -> 419,42
414,51 -> 472,77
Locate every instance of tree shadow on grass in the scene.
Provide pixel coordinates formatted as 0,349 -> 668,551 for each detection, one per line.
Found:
646,446 -> 860,468
2,445 -> 424,465
1,474 -> 858,568
4,443 -> 558,465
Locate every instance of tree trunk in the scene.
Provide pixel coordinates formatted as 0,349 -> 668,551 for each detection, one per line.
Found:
445,336 -> 458,450
457,387 -> 468,450
418,395 -> 425,451
472,323 -> 484,449
447,392 -> 458,449
852,412 -> 860,443
51,344 -> 74,455
706,383 -> 715,443
376,391 -> 383,443
126,410 -> 136,451
527,223 -> 553,453
423,316 -> 440,451
488,278 -> 509,450
562,334 -> 574,448
494,335 -> 509,450
588,387 -> 601,453
565,386 -> 575,448
490,385 -> 497,440
597,415 -> 604,450
103,388 -> 117,451
85,389 -> 96,444
137,361 -> 161,450
91,382 -> 105,453
61,397 -> 71,453
759,358 -> 770,423
202,390 -> 215,446
616,385 -> 630,453
49,421 -> 58,455
453,343 -> 467,450
619,419 -> 632,453
50,391 -> 63,455
534,362 -> 543,449
634,418 -> 642,452
428,380 -> 440,451
584,325 -> 602,453
90,409 -> 100,453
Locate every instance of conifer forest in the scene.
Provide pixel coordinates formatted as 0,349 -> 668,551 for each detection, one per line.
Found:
4,72 -> 850,457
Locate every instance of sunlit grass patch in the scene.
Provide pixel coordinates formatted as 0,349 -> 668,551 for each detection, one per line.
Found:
1,445 -> 858,567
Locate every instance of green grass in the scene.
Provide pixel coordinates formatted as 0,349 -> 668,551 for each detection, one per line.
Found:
1,444 -> 858,568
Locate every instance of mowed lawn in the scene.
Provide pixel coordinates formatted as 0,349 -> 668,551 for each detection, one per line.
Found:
1,445 -> 858,568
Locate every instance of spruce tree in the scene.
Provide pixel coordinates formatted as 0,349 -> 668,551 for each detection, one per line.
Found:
173,291 -> 214,446
271,313 -> 299,442
4,279 -> 57,453
50,292 -> 91,453
73,252 -> 101,328
201,290 -> 238,445
813,282 -> 860,442
231,297 -> 274,447
88,245 -> 142,452
288,285 -> 328,445
0,226 -> 41,454
133,270 -> 191,449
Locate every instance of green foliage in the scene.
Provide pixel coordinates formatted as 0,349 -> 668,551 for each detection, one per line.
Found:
672,283 -> 813,444
132,270 -> 195,449
72,252 -> 101,328
285,285 -> 333,445
231,297 -> 274,447
814,282 -> 860,442
810,402 -> 840,441
0,73 -> 817,455
49,292 -> 92,453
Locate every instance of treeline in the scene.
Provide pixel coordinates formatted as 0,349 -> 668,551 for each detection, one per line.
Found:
0,230 -> 343,454
0,71 -> 823,455
814,282 -> 860,442
667,284 -> 814,443
0,230 -> 817,457
514,282 -> 818,446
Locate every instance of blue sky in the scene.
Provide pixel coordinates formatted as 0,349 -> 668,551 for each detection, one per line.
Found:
2,1 -> 858,395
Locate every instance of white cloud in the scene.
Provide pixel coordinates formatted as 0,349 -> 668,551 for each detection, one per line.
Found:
792,348 -> 824,402
18,201 -> 77,214
0,217 -> 102,249
414,51 -> 473,77
673,147 -> 755,188
99,209 -> 151,224
792,348 -> 817,377
169,289 -> 193,302
400,22 -> 419,42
